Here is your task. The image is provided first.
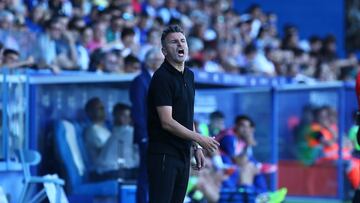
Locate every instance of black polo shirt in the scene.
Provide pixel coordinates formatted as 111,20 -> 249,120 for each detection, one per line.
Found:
147,59 -> 195,160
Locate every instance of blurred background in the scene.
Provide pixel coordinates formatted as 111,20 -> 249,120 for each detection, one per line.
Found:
0,0 -> 360,202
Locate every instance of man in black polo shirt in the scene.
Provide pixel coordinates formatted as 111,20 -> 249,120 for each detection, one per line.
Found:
147,25 -> 220,203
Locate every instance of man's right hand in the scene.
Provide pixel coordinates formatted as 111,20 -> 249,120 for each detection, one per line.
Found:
196,135 -> 220,153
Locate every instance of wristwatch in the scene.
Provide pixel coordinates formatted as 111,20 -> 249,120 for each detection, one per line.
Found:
193,144 -> 203,151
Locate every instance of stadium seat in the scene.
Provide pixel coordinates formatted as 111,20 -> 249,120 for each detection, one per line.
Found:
53,120 -> 119,199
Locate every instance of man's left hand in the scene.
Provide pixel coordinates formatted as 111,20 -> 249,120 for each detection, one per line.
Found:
193,149 -> 205,170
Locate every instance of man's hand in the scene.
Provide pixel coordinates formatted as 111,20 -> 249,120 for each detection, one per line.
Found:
193,148 -> 205,170
197,136 -> 220,153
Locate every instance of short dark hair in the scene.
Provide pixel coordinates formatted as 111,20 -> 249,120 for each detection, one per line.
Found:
121,27 -> 135,39
85,97 -> 102,115
244,44 -> 256,55
210,111 -> 224,120
112,103 -> 130,115
3,49 -> 19,57
124,54 -> 140,65
309,35 -> 321,44
235,115 -> 255,127
161,24 -> 184,47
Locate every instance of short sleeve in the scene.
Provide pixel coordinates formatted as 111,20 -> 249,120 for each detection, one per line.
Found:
151,74 -> 173,107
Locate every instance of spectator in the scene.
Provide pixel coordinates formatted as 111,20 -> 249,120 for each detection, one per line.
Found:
24,4 -> 47,34
3,49 -> 19,65
84,97 -> 138,181
103,50 -> 122,73
306,106 -> 360,188
124,54 -> 140,73
129,48 -> 164,203
253,45 -> 276,76
217,115 -> 277,195
1,48 -> 34,69
238,44 -> 257,74
89,49 -> 123,73
81,26 -> 94,52
0,1 -> 355,80
106,16 -> 124,43
112,103 -> 139,171
0,10 -> 15,30
121,27 -> 139,57
87,20 -> 107,53
130,47 -> 163,203
36,17 -> 79,71
208,111 -> 225,138
308,35 -> 322,57
138,28 -> 161,61
203,43 -> 223,73
84,97 -> 113,174
293,105 -> 318,165
157,0 -> 182,25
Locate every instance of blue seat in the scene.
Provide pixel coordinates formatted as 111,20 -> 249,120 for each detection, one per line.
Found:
17,149 -> 66,203
219,188 -> 256,203
53,120 -> 119,198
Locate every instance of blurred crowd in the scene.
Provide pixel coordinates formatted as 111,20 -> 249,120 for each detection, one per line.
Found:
0,0 -> 358,81
293,105 -> 360,189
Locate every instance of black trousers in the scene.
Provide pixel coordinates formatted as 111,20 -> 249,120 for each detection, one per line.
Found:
353,189 -> 360,203
147,153 -> 190,203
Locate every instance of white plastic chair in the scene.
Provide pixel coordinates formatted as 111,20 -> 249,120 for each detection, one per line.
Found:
17,149 -> 66,203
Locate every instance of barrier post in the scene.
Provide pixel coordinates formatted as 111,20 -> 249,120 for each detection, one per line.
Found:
2,68 -> 9,166
271,85 -> 279,191
337,85 -> 346,199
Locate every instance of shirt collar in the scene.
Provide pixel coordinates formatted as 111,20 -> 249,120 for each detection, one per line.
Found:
163,59 -> 186,75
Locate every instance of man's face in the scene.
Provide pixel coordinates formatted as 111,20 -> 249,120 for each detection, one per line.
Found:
317,109 -> 331,127
104,52 -> 119,72
3,53 -> 19,64
123,34 -> 135,47
235,119 -> 257,146
91,101 -> 105,122
115,109 -> 131,126
162,32 -> 188,64
210,118 -> 225,131
49,21 -> 62,40
235,120 -> 254,139
147,51 -> 164,72
125,62 -> 141,73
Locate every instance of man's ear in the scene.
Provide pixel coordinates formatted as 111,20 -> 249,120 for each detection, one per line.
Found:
161,47 -> 167,56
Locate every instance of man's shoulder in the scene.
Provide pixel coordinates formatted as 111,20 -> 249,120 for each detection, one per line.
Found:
151,66 -> 170,82
185,67 -> 194,78
131,70 -> 150,85
154,65 -> 168,75
216,128 -> 236,141
185,67 -> 194,74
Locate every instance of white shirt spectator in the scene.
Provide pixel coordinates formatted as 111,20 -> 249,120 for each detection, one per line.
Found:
112,125 -> 139,169
84,123 -> 111,172
253,53 -> 276,76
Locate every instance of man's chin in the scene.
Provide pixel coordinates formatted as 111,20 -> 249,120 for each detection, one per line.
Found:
174,57 -> 187,63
